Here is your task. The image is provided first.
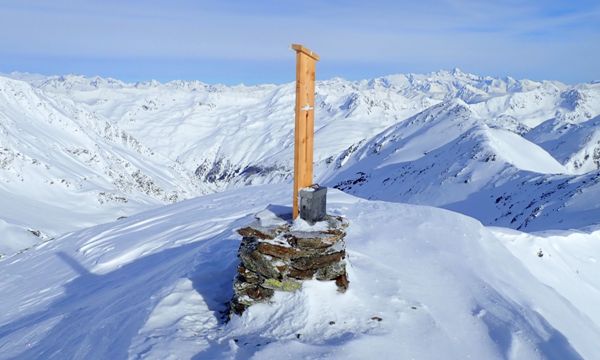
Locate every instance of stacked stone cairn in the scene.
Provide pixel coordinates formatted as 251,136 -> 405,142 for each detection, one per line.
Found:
230,208 -> 349,316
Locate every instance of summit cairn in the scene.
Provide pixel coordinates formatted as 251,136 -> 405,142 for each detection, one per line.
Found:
229,44 -> 348,316
230,206 -> 349,316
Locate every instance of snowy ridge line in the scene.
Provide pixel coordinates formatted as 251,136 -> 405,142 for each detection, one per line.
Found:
1,70 -> 600,254
321,99 -> 600,231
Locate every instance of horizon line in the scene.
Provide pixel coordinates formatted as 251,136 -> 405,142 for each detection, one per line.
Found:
2,68 -> 594,87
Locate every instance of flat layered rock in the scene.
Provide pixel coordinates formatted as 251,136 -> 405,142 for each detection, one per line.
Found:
237,221 -> 288,240
237,265 -> 261,284
239,242 -> 281,279
255,242 -> 299,259
315,261 -> 346,281
230,209 -> 349,317
286,229 -> 345,249
287,267 -> 317,280
291,251 -> 345,271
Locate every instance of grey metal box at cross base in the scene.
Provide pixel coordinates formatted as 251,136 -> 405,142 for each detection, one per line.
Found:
299,185 -> 327,224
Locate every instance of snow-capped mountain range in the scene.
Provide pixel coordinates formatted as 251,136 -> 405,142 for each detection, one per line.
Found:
1,69 -> 599,254
2,69 -> 600,359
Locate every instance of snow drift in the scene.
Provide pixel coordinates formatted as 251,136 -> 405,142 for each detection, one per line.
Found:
0,185 -> 598,359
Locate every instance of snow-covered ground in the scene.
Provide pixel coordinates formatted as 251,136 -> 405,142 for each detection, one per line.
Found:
1,185 -> 599,359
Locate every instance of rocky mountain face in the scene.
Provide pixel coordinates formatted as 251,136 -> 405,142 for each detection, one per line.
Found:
1,70 -> 599,253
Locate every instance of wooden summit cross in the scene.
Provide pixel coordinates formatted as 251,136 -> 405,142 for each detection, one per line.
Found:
291,44 -> 319,219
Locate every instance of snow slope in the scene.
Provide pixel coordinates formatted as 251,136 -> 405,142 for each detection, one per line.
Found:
2,70 -> 600,254
1,185 -> 599,359
527,115 -> 600,174
492,226 -> 600,331
323,100 -> 600,231
0,76 -> 204,255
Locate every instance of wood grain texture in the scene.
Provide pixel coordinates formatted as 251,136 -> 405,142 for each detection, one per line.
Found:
292,44 -> 318,218
291,44 -> 320,61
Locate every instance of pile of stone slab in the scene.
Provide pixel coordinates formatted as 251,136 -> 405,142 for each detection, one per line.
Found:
230,208 -> 349,316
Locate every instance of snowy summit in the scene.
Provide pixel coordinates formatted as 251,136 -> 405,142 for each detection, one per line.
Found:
0,69 -> 599,359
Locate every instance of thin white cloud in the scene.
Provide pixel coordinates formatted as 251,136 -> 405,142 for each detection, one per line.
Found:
0,0 -> 598,82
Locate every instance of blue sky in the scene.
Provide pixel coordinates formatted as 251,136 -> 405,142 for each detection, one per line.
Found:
1,0 -> 599,84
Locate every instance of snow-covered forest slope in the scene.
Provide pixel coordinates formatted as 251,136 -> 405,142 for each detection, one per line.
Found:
1,70 -> 600,253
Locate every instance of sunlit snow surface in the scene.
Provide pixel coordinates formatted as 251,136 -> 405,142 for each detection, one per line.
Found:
1,71 -> 600,358
1,186 -> 598,359
2,71 -> 600,254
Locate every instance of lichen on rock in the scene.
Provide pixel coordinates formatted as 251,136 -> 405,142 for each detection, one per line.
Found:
262,278 -> 302,292
229,209 -> 349,316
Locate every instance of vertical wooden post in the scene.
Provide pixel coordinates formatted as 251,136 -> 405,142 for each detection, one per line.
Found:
292,44 -> 319,219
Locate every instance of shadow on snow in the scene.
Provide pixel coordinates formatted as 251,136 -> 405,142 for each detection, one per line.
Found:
0,226 -> 241,359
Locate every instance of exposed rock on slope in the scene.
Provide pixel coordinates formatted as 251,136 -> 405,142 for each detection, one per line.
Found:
2,70 -> 600,252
